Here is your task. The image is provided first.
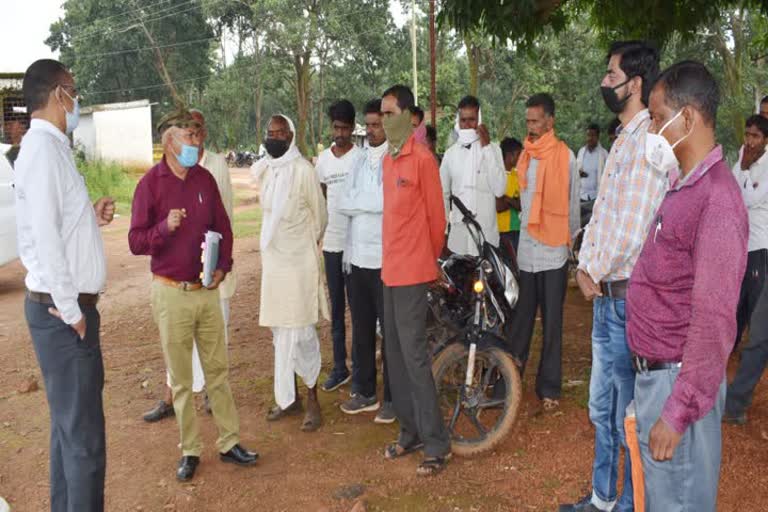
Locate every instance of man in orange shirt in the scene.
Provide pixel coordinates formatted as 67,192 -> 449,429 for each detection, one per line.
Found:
379,84 -> 451,476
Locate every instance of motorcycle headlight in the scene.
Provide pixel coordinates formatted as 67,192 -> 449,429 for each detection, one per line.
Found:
473,280 -> 485,294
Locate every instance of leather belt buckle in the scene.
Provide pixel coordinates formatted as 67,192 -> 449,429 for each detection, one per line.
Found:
631,354 -> 649,374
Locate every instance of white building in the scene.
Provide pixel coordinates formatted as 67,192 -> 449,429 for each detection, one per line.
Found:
74,99 -> 153,167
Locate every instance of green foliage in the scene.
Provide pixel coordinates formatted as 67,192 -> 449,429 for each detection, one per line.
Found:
75,155 -> 138,212
439,0 -> 768,46
47,0 -> 214,118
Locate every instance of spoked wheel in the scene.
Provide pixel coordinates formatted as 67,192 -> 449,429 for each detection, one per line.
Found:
432,343 -> 522,456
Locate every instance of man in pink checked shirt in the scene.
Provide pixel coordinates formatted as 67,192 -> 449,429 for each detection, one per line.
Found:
627,61 -> 748,512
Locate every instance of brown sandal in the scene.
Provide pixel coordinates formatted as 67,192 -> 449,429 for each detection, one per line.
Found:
416,454 -> 451,477
383,441 -> 424,460
300,405 -> 322,432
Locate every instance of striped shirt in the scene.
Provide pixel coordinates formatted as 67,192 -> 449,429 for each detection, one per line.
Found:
578,109 -> 668,283
517,151 -> 581,273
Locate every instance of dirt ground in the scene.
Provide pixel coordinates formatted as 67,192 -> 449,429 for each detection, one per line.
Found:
1,169 -> 767,511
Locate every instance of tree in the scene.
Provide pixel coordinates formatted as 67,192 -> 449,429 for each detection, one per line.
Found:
47,0 -> 214,114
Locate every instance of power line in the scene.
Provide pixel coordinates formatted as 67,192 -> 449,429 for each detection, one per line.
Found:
66,0 -> 175,36
71,0 -> 214,43
77,36 -> 220,58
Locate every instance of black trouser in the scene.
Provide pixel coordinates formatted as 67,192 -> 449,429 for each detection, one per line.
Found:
509,263 -> 568,400
383,283 -> 450,457
25,299 -> 106,512
727,258 -> 768,417
348,265 -> 391,401
735,249 -> 768,348
499,231 -> 520,256
324,251 -> 351,374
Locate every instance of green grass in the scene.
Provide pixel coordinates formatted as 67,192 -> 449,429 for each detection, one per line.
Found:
233,206 -> 262,239
77,157 -> 139,213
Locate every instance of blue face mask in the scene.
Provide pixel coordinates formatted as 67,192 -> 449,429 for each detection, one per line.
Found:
60,87 -> 80,135
175,141 -> 199,168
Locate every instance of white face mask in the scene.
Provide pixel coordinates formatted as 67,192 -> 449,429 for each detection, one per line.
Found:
644,110 -> 693,173
457,128 -> 479,146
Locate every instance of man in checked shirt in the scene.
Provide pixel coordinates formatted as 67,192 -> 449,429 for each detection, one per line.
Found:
560,41 -> 666,512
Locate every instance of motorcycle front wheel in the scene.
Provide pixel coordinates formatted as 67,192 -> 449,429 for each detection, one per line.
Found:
432,343 -> 522,456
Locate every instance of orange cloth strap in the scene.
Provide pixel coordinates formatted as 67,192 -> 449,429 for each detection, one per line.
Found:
517,130 -> 571,246
624,414 -> 645,512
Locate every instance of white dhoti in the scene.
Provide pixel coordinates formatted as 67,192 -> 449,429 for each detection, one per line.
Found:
272,325 -> 322,409
166,298 -> 230,393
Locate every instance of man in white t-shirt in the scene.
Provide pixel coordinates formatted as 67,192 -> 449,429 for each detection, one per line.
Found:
315,99 -> 362,392
576,123 -> 609,202
725,113 -> 768,425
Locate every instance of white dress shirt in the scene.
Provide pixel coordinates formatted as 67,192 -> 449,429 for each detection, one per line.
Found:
518,152 -> 580,273
440,140 -> 507,255
733,149 -> 768,252
337,143 -> 387,270
315,145 -> 362,252
14,119 -> 106,325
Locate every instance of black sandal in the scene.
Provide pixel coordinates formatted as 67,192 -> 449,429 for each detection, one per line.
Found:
383,441 -> 424,460
416,454 -> 451,477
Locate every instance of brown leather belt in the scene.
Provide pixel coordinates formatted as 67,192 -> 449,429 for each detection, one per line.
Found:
153,274 -> 203,291
26,291 -> 100,306
600,279 -> 628,299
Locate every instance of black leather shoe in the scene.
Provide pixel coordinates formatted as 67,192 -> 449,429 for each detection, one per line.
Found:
176,456 -> 200,481
220,444 -> 259,466
143,400 -> 175,423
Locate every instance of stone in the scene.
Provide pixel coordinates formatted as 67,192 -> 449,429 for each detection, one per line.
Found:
333,483 -> 365,500
18,376 -> 39,394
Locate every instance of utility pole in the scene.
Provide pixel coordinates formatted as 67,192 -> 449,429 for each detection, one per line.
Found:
411,0 -> 418,105
429,0 -> 436,126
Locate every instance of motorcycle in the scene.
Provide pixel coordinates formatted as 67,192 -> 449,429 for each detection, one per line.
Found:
427,195 -> 523,456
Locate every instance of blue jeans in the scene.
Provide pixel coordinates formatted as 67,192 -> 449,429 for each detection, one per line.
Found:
588,297 -> 635,511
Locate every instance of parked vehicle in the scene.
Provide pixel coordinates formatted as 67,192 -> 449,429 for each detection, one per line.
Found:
427,195 -> 522,456
0,152 -> 18,266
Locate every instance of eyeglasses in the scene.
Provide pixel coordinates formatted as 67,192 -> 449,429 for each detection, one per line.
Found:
57,84 -> 81,102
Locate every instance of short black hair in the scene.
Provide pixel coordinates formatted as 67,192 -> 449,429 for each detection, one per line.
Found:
364,98 -> 382,115
409,105 -> 425,123
746,114 -> 768,138
608,117 -> 621,137
526,93 -> 555,117
328,99 -> 356,125
382,84 -> 415,111
457,95 -> 481,112
23,59 -> 69,114
500,137 -> 523,157
654,60 -> 720,126
607,41 -> 660,107
426,124 -> 437,144
761,95 -> 768,105
587,123 -> 600,134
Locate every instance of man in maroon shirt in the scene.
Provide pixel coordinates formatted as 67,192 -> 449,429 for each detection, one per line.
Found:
627,62 -> 748,511
129,109 -> 258,482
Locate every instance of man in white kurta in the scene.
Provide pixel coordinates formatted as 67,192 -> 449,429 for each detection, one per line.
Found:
440,96 -> 507,255
254,114 -> 328,432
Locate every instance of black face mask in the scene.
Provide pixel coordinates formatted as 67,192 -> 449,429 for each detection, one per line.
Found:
264,138 -> 289,158
601,78 -> 632,114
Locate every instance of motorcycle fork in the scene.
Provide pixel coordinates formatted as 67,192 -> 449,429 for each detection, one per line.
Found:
465,296 -> 483,388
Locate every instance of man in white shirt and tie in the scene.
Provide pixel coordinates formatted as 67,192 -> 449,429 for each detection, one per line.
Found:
14,59 -> 115,512
440,95 -> 507,256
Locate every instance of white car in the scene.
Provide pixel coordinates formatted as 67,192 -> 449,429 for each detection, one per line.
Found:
0,147 -> 18,266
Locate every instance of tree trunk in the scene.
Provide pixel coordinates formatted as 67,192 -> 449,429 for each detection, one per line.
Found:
713,11 -> 746,146
137,20 -> 184,107
465,34 -> 479,97
293,52 -> 312,156
252,37 -> 264,147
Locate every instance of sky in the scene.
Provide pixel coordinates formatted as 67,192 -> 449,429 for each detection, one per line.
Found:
0,0 -> 409,74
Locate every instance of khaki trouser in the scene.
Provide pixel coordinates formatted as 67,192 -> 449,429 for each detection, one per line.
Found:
151,281 -> 239,456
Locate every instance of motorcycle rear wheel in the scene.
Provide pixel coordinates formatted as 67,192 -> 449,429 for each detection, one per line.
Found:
432,343 -> 522,456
